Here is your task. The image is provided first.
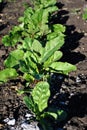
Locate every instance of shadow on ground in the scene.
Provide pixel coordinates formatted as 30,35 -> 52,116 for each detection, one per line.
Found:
61,25 -> 86,64
68,93 -> 87,117
51,2 -> 86,65
0,1 -> 7,12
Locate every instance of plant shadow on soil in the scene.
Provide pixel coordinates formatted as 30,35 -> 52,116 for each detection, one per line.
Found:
48,2 -> 87,129
51,2 -> 86,65
0,1 -> 7,12
49,1 -> 86,98
52,93 -> 87,129
0,24 -> 7,33
68,93 -> 87,117
61,25 -> 86,64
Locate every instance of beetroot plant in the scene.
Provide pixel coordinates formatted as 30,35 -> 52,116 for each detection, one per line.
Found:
0,0 -> 76,129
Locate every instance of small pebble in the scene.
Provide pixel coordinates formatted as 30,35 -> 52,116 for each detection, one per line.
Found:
3,118 -> 9,123
84,33 -> 87,36
25,113 -> 32,118
10,127 -> 16,130
62,85 -> 67,89
21,122 -> 40,130
70,93 -> 74,96
76,76 -> 81,83
7,119 -> 16,126
77,16 -> 80,19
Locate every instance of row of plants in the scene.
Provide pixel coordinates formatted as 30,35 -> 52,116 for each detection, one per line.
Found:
0,0 -> 76,129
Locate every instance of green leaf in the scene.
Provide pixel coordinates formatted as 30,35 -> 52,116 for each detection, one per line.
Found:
32,81 -> 50,112
2,35 -> 11,46
0,68 -> 18,83
24,95 -> 39,116
40,36 -> 64,63
53,24 -> 66,33
56,109 -> 67,122
19,60 -> 29,73
41,111 -> 58,119
47,108 -> 67,121
45,6 -> 58,13
23,96 -> 34,112
22,37 -> 33,50
43,0 -> 56,7
47,32 -> 59,40
38,7 -> 57,35
32,39 -> 43,55
22,51 -> 39,74
32,8 -> 43,26
43,51 -> 63,68
23,73 -> 34,82
82,8 -> 87,20
83,13 -> 87,20
31,8 -> 50,36
47,24 -> 66,40
4,49 -> 24,68
2,26 -> 23,46
34,0 -> 57,9
49,62 -> 77,74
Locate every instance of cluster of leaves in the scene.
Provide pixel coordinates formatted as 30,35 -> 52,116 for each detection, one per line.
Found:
0,6 -> 76,83
0,0 -> 76,129
0,30 -> 76,83
2,0 -> 58,46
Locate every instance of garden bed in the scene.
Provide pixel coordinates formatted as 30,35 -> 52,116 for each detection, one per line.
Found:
0,0 -> 87,130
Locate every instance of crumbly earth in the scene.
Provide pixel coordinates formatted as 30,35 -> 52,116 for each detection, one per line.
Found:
0,0 -> 87,130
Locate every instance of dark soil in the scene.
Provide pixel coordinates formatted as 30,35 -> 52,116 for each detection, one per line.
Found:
0,0 -> 87,130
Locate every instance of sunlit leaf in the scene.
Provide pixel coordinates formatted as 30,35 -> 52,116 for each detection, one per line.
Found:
50,62 -> 77,74
40,36 -> 64,63
32,81 -> 50,112
44,51 -> 63,68
4,49 -> 24,68
0,68 -> 18,83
